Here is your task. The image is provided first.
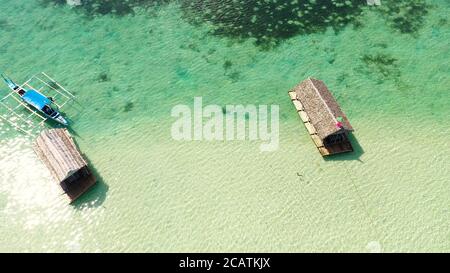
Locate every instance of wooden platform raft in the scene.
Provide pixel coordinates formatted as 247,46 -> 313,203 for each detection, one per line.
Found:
34,129 -> 96,203
288,78 -> 354,156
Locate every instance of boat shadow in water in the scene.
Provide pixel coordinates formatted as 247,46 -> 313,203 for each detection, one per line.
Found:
324,134 -> 364,162
71,155 -> 109,209
65,125 -> 82,139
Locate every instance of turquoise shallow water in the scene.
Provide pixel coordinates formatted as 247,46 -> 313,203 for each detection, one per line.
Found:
0,0 -> 449,252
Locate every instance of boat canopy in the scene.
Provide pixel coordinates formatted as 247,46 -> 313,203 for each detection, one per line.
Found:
22,90 -> 51,110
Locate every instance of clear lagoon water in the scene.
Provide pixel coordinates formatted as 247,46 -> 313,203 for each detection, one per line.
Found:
0,0 -> 449,252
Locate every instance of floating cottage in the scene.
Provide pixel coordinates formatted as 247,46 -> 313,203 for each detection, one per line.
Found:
34,129 -> 96,203
288,78 -> 354,156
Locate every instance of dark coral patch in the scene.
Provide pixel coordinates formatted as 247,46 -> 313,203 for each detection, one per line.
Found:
181,0 -> 365,47
42,0 -> 170,16
360,53 -> 401,83
97,72 -> 110,82
378,0 -> 429,34
123,101 -> 134,112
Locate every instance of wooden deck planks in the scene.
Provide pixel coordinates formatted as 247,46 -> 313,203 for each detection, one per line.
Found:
292,100 -> 304,111
298,111 -> 309,123
304,122 -> 317,135
310,134 -> 324,147
288,91 -> 297,100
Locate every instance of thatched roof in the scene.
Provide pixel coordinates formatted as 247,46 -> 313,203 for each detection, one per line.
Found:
34,129 -> 87,182
292,78 -> 353,140
34,129 -> 96,202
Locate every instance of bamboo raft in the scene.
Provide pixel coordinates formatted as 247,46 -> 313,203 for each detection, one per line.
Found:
289,78 -> 354,156
34,129 -> 96,203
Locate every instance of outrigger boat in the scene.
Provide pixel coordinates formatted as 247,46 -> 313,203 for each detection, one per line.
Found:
0,72 -> 75,136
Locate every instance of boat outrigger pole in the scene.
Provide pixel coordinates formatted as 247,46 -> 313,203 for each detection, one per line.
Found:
1,73 -> 19,90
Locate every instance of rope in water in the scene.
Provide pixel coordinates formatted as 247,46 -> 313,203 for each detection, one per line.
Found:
342,162 -> 386,247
